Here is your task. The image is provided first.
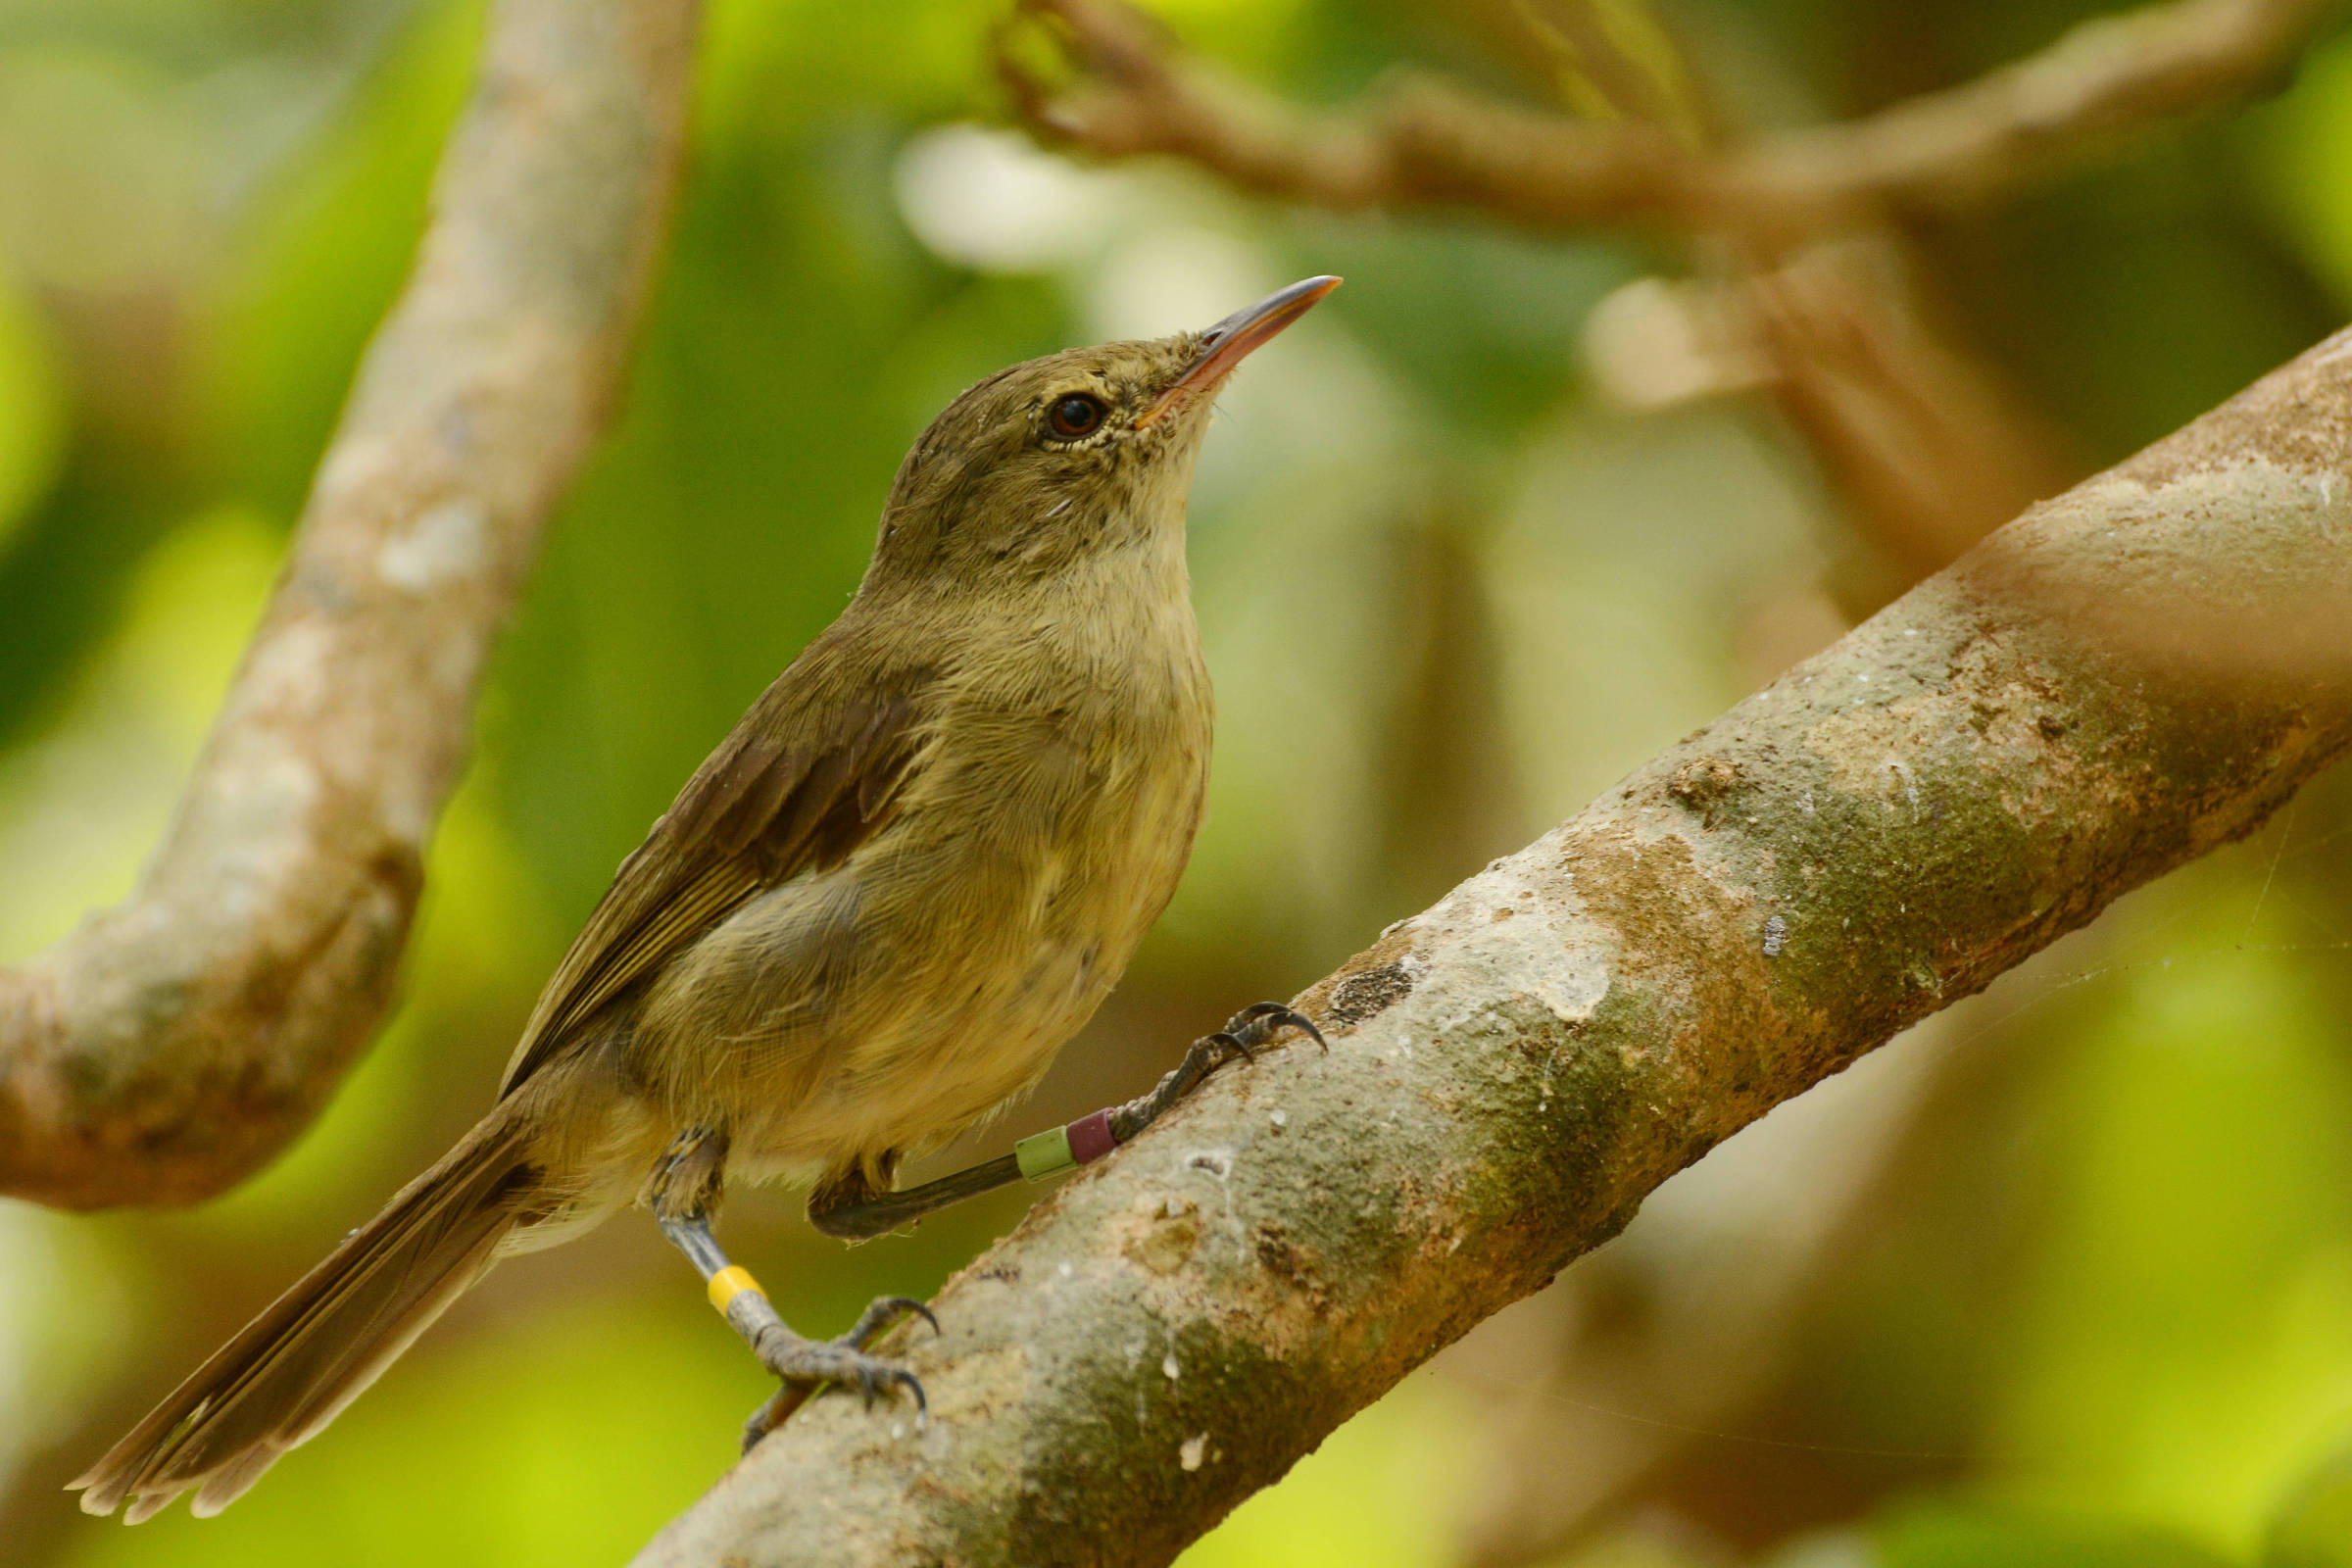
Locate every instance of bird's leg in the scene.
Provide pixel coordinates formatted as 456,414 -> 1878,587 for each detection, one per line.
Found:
648,1124 -> 935,1450
808,1003 -> 1325,1242
1101,1002 -> 1325,1142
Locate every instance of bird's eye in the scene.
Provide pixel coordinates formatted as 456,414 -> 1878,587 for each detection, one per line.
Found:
1046,393 -> 1108,440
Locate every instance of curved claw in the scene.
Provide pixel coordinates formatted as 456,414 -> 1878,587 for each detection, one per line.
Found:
736,1298 -> 934,1446
846,1294 -> 940,1348
848,1359 -> 928,1415
1225,1002 -> 1328,1053
1204,1028 -> 1254,1065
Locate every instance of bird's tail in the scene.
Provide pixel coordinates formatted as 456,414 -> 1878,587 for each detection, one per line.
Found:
72,1101 -> 542,1523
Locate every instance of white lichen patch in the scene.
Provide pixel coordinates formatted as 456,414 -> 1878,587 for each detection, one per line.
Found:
1806,694 -> 1962,799
239,618 -> 340,713
1182,1148 -> 1245,1248
310,431 -> 398,507
1179,1433 -> 1208,1471
1392,858 -> 1612,1035
1886,759 -> 1920,811
377,499 -> 489,593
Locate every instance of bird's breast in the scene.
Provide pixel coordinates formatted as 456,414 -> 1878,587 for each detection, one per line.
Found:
636,585 -> 1213,1173
924,606 -> 1212,936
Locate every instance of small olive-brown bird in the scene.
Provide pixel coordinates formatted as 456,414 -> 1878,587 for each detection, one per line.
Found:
74,276 -> 1339,1523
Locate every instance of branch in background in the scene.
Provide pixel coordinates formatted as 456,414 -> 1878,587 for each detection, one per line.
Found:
630,325 -> 2352,1566
1743,244 -> 2080,580
1770,0 -> 2337,216
999,0 -> 2183,594
1000,0 -> 2346,244
1585,237 -> 2082,582
0,0 -> 702,1210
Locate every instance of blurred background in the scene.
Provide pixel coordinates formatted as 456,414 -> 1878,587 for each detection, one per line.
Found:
4,0 -> 2352,1563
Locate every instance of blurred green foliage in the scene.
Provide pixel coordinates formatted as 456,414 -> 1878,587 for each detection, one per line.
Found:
2,0 -> 2351,1564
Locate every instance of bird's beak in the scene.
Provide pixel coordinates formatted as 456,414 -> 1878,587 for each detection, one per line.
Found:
1135,274 -> 1343,428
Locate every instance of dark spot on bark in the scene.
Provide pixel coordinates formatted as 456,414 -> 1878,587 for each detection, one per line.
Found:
1251,1222 -> 1307,1281
1667,755 -> 1743,823
1326,962 -> 1414,1027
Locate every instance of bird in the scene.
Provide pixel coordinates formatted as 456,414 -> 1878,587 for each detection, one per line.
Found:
72,275 -> 1341,1523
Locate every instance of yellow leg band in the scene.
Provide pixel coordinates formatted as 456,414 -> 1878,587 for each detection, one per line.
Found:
708,1264 -> 765,1314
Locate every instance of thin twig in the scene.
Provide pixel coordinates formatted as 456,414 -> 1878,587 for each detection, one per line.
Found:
0,0 -> 703,1209
1001,0 -> 2345,245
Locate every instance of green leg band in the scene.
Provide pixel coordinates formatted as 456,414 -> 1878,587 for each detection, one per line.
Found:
1014,1125 -> 1077,1181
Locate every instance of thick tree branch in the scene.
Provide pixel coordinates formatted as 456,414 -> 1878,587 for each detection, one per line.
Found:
0,0 -> 701,1209
1002,0 -> 2346,244
634,329 -> 2352,1567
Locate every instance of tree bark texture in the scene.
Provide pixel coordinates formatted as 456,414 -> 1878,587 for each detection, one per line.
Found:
634,327 -> 2352,1567
0,0 -> 701,1208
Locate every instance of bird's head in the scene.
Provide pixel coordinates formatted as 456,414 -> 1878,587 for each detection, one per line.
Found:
865,275 -> 1341,589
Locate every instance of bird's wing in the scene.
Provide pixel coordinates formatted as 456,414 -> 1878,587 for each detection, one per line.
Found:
498,632 -> 933,1098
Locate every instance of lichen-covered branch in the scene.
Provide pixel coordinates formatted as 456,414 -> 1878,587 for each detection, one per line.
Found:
1002,0 -> 2346,243
0,0 -> 701,1209
632,328 -> 2352,1568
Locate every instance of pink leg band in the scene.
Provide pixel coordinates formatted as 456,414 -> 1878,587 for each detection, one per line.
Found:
1067,1108 -> 1117,1165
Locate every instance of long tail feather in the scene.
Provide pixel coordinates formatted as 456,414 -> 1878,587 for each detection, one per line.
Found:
71,1105 -> 540,1522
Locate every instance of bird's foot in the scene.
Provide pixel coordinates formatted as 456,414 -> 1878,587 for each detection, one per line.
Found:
737,1294 -> 936,1451
1110,1003 -> 1325,1141
1220,1001 -> 1327,1059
